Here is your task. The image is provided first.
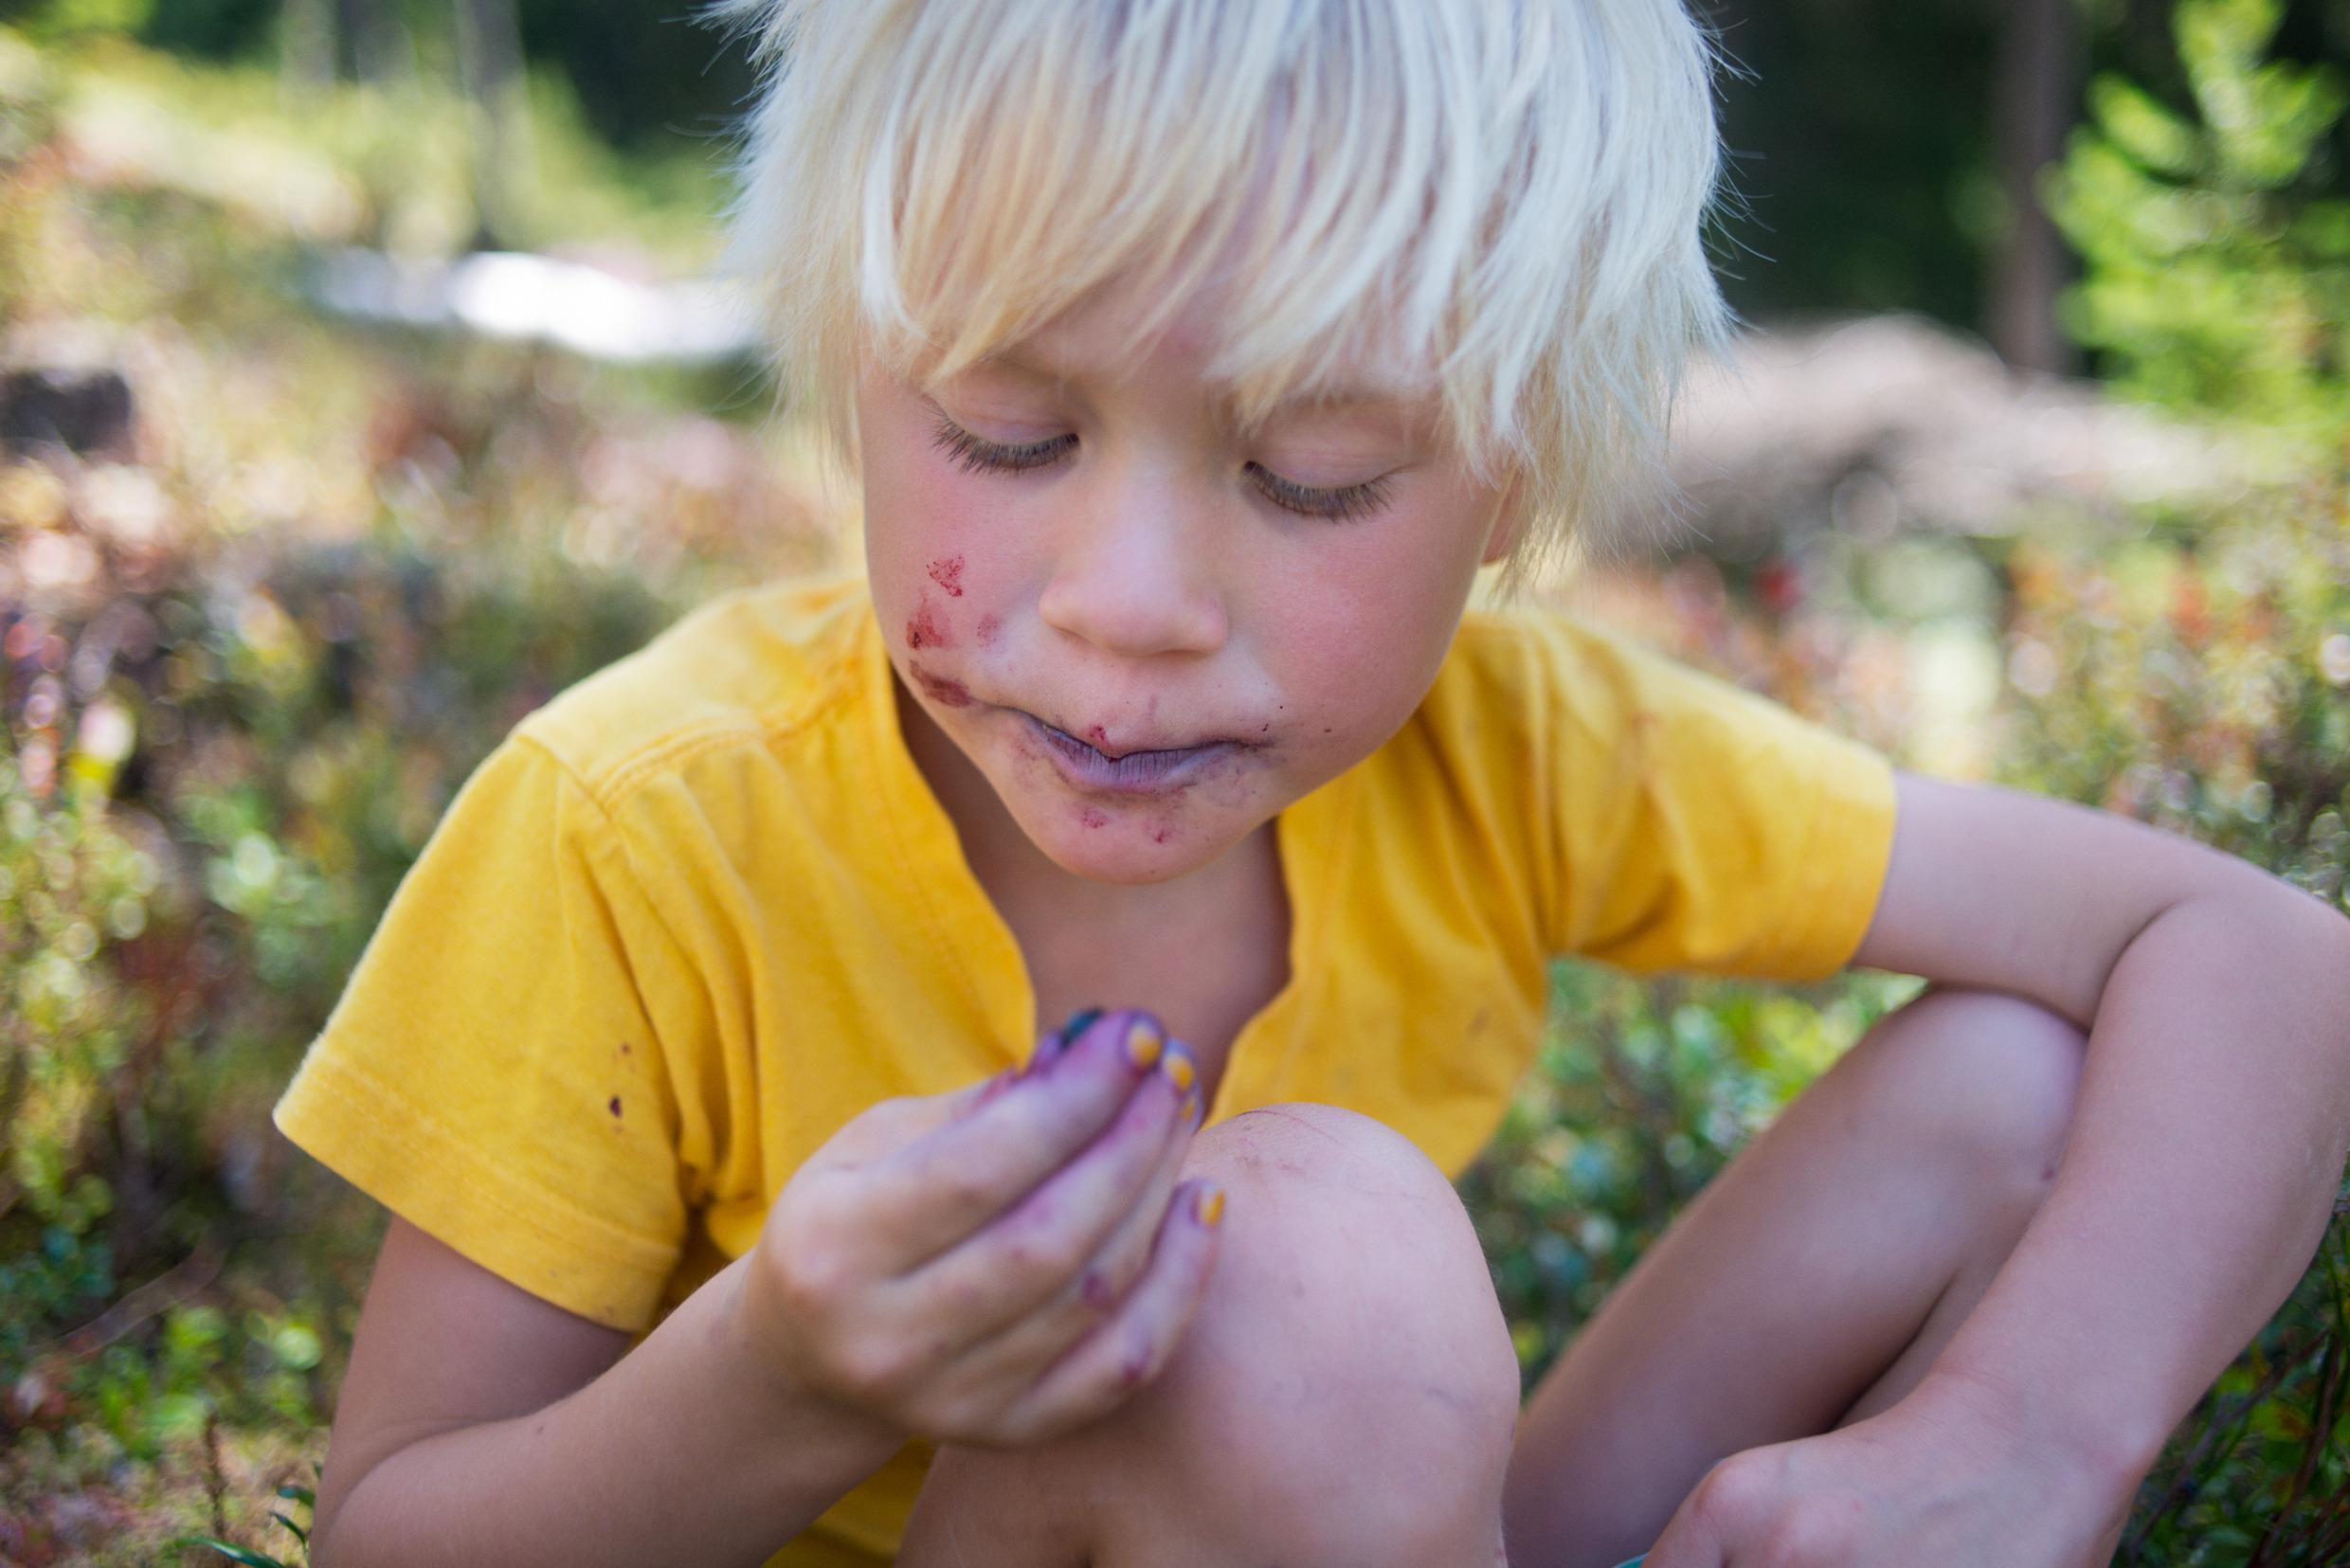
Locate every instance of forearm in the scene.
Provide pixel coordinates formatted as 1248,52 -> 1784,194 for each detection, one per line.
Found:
314,1253 -> 907,1568
1920,891 -> 2350,1482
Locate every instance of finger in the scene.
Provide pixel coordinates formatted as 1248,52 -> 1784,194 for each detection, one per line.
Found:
814,1068 -> 1021,1171
987,1176 -> 1226,1447
911,1045 -> 1203,1353
1052,1054 -> 1202,1318
1637,1500 -> 1722,1568
867,1008 -> 1173,1264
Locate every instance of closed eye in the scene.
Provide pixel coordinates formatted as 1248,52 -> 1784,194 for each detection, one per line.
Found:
926,411 -> 1397,522
928,415 -> 1073,476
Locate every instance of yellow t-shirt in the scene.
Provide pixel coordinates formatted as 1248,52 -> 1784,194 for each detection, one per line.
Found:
271,568 -> 1896,1563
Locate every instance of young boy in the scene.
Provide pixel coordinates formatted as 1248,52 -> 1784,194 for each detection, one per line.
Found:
270,1 -> 2350,1564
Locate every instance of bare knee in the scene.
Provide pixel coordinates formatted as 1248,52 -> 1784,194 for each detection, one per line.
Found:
1858,985 -> 2088,1194
907,1103 -> 1521,1567
1099,1103 -> 1519,1559
1184,1102 -> 1522,1421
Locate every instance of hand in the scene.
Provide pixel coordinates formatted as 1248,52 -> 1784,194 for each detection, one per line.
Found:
1643,1371 -> 2138,1567
732,1007 -> 1219,1448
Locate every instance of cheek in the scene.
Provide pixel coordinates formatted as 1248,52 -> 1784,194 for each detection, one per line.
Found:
865,450 -> 967,586
860,422 -> 1015,658
1256,538 -> 1470,739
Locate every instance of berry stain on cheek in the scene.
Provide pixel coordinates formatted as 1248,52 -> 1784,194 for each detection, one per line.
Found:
926,555 -> 967,597
906,596 -> 953,650
976,612 -> 1002,646
1078,806 -> 1109,830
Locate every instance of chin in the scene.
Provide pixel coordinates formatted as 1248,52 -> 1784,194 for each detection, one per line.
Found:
981,709 -> 1271,884
1012,794 -> 1237,885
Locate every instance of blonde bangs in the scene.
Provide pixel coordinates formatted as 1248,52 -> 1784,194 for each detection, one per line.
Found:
713,0 -> 1738,590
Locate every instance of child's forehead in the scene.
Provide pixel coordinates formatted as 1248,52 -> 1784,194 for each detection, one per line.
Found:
918,273 -> 1444,426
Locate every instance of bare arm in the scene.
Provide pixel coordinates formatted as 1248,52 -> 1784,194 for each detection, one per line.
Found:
313,1010 -> 1214,1566
1849,770 -> 2350,1482
310,1217 -> 904,1568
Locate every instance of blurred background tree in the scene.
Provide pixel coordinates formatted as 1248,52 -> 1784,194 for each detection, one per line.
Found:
0,0 -> 2340,363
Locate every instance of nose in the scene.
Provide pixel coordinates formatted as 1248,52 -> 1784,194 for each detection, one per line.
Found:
1035,462 -> 1229,658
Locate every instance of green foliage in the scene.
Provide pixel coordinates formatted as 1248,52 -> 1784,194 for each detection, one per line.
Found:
169,1463 -> 317,1568
1464,967 -> 1925,1380
2047,0 -> 2350,464
24,27 -> 729,263
0,51 -> 829,1547
2,765 -> 155,1227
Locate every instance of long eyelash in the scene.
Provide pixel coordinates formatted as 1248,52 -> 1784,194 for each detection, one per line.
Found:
1245,462 -> 1396,522
927,412 -> 1073,475
926,411 -> 1394,521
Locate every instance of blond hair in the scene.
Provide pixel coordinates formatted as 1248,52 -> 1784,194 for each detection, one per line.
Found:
710,0 -> 1738,591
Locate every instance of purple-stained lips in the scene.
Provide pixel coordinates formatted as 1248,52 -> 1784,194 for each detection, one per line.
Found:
1024,712 -> 1240,793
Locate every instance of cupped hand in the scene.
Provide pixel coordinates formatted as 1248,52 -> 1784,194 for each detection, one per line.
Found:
732,1007 -> 1222,1448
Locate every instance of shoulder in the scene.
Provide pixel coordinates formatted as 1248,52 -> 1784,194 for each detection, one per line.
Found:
508,568 -> 873,816
1435,600 -> 1845,748
1413,603 -> 1678,751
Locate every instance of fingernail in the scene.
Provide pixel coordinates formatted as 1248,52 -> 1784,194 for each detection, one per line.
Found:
1123,1015 -> 1164,1070
1194,1185 -> 1225,1228
1027,1007 -> 1105,1074
1160,1046 -> 1195,1094
1024,1030 -> 1062,1072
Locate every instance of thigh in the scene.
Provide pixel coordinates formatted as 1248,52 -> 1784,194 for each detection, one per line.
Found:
1501,987 -> 2078,1563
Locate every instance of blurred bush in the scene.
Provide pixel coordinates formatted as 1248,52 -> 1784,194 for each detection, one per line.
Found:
0,32 -> 838,1555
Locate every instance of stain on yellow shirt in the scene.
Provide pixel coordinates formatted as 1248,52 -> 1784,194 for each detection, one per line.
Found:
272,568 -> 1895,1563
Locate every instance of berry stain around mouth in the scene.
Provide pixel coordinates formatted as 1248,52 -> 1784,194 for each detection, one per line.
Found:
908,662 -> 973,707
1025,713 -> 1239,794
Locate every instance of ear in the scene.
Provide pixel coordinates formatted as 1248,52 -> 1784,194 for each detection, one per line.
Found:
1478,472 -> 1528,568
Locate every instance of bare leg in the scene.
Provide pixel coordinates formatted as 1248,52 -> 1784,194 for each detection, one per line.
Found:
1501,985 -> 2089,1568
896,1102 -> 1524,1568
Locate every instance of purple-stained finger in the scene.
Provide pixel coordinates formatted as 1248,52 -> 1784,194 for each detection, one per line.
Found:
865,1007 -> 1174,1268
989,1176 -> 1225,1444
901,1050 -> 1202,1350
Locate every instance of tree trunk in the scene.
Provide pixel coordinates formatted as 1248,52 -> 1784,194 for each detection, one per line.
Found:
453,0 -> 530,250
1987,0 -> 2083,375
279,0 -> 336,100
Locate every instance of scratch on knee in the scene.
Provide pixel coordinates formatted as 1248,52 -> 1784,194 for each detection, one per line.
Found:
1233,1106 -> 1350,1148
1224,1108 -> 1443,1201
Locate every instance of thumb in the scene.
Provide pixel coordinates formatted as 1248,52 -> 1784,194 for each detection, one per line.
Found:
817,1060 -> 1021,1166
1640,1497 -> 1726,1568
922,1022 -> 1080,1124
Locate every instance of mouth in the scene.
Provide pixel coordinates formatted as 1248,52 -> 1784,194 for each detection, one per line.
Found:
1022,712 -> 1245,794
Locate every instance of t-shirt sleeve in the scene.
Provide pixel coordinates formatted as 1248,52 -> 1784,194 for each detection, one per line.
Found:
271,732 -> 699,1333
1533,616 -> 1898,981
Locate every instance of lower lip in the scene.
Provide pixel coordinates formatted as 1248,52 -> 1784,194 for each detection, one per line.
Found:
1023,713 -> 1237,794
